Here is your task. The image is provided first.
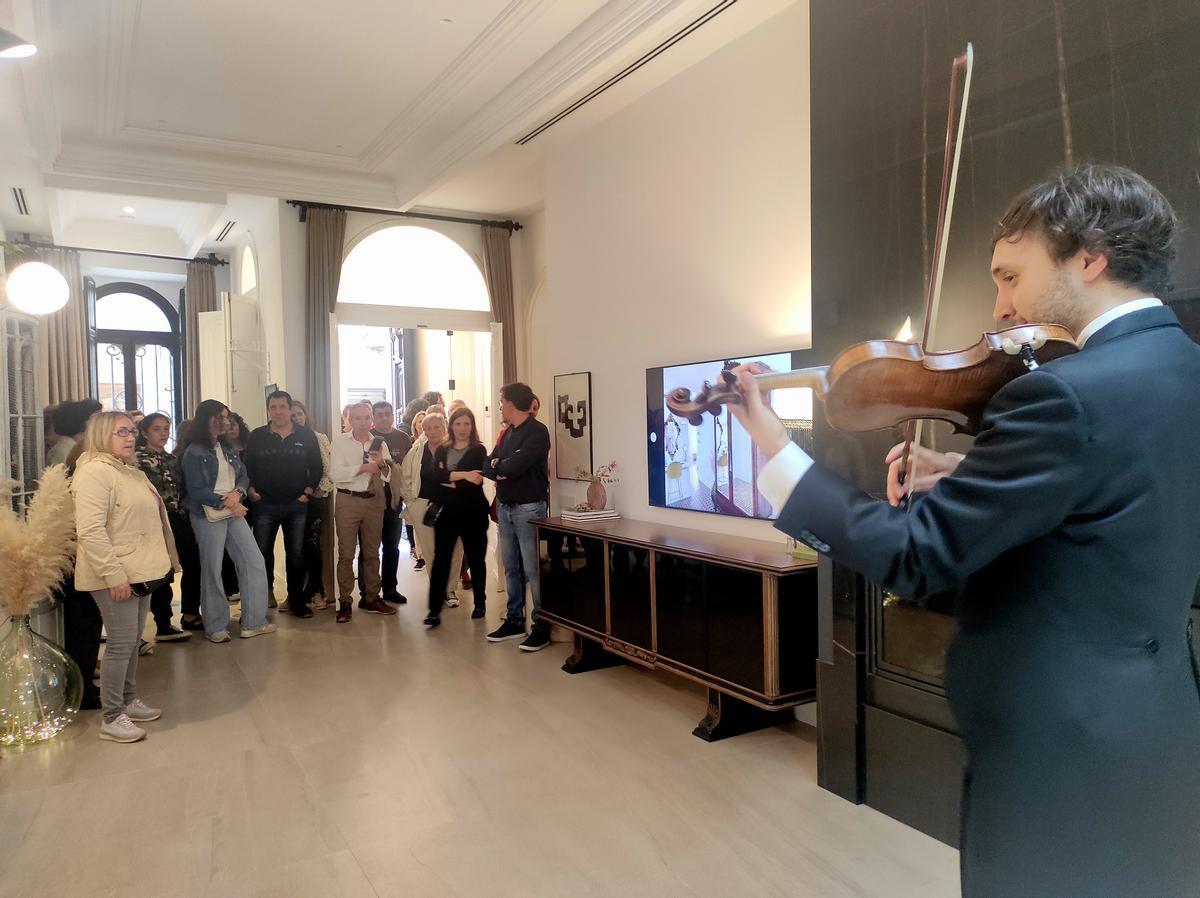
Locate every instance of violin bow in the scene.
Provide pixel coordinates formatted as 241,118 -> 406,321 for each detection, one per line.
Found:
899,42 -> 974,509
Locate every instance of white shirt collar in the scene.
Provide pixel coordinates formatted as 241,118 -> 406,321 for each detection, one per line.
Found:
1077,297 -> 1162,348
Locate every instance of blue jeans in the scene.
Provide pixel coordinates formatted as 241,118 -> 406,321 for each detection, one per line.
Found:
190,512 -> 270,636
251,499 -> 309,608
497,500 -> 546,627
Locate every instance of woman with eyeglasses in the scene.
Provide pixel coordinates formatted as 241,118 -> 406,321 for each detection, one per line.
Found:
72,411 -> 180,743
180,399 -> 275,644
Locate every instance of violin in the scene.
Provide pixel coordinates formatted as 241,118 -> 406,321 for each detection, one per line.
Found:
665,323 -> 1078,437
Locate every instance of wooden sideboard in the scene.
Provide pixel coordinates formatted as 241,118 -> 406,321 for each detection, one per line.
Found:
534,516 -> 819,740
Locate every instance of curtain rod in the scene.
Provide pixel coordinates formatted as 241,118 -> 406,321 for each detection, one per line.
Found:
1,239 -> 228,266
286,199 -> 521,232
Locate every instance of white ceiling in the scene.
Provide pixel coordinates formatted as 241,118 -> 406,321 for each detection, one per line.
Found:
0,0 -> 796,256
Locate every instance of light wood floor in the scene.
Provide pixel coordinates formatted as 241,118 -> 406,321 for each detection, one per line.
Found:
0,561 -> 960,897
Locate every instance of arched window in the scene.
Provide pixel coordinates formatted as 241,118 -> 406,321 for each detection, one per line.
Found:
89,282 -> 182,423
240,244 -> 258,295
338,226 -> 489,311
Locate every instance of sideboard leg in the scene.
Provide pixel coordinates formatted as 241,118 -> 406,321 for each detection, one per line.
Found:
562,634 -> 624,674
692,688 -> 793,742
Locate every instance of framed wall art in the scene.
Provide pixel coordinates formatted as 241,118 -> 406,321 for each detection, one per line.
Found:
554,371 -> 593,481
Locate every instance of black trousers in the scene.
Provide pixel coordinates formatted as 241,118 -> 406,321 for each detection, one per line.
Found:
428,509 -> 488,615
170,510 -> 202,617
60,577 -> 102,703
302,495 -> 328,599
380,503 -> 404,596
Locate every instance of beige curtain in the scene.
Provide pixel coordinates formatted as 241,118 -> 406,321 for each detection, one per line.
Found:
304,207 -> 347,435
34,248 -> 89,405
482,224 -> 517,384
184,261 -> 219,417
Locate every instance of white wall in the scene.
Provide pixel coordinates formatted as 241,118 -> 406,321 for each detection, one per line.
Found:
510,208 -> 546,380
531,2 -> 810,541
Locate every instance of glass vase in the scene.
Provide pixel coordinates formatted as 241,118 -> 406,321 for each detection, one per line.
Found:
0,614 -> 84,749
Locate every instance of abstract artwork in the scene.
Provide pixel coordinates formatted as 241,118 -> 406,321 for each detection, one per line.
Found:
554,371 -> 593,481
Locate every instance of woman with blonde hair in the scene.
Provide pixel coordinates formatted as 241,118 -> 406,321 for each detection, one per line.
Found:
72,411 -> 180,743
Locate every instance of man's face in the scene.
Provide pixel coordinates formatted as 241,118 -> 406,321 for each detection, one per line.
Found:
373,405 -> 394,431
991,231 -> 1089,334
349,406 -> 373,432
499,396 -> 514,426
267,397 -> 292,427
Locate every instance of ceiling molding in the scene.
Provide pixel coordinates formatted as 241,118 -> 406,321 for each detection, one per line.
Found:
359,0 -> 551,172
99,0 -> 138,139
391,0 -> 691,206
53,142 -> 400,208
113,125 -> 368,172
43,172 -> 229,206
14,0 -> 64,165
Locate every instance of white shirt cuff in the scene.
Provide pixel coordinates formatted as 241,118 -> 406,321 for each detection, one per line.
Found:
758,441 -> 814,513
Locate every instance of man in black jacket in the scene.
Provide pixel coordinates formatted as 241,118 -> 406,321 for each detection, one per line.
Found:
731,165 -> 1200,897
244,390 -> 323,619
482,382 -> 552,651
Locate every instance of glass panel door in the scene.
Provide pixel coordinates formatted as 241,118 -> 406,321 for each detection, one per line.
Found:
96,342 -> 128,411
134,343 -> 176,417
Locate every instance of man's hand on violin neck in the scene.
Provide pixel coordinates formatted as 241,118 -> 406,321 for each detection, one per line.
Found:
729,364 -> 791,459
884,442 -> 964,507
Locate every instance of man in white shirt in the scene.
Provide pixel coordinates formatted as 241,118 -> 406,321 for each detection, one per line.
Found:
727,164 -> 1200,898
329,401 -> 397,622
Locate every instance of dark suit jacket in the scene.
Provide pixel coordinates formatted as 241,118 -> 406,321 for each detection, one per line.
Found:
777,306 -> 1200,897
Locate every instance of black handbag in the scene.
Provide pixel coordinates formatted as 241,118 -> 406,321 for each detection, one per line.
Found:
130,570 -> 173,597
422,502 -> 444,527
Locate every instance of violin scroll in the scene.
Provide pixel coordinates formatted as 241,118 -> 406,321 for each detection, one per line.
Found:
666,370 -> 742,426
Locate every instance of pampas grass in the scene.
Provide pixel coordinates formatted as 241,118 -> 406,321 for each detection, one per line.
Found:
0,466 -> 76,616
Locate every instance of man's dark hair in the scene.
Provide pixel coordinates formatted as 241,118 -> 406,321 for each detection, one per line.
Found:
993,163 -> 1177,296
500,382 -> 535,412
52,399 -> 103,437
402,398 -> 430,424
421,390 -> 442,405
371,400 -> 393,414
266,390 -> 292,408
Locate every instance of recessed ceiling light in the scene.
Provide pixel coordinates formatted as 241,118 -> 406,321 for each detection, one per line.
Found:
122,206 -> 136,215
0,27 -> 37,58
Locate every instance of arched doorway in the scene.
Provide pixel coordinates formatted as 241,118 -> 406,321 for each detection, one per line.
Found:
90,282 -> 183,422
336,224 -> 497,439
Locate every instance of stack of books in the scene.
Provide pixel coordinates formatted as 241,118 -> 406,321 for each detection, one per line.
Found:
561,507 -> 621,523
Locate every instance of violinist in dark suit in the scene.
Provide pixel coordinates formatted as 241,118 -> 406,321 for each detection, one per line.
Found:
733,164 -> 1200,897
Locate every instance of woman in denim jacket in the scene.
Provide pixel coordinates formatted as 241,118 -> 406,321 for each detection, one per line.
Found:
180,399 -> 274,643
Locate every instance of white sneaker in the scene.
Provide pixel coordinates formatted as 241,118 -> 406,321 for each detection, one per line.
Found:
123,698 -> 162,722
207,630 -> 231,644
239,622 -> 278,639
99,713 -> 146,743
312,595 -> 329,611
445,595 -> 461,608
137,639 -> 155,656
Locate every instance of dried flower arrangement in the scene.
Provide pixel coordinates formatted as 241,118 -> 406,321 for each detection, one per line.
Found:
0,467 -> 76,616
574,461 -> 620,484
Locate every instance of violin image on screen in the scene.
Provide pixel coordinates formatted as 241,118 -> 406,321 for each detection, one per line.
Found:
665,324 -> 1077,437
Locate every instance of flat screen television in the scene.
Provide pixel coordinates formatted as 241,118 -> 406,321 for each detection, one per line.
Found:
647,350 -> 816,520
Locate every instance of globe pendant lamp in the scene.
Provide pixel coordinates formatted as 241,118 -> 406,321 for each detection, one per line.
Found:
5,261 -> 70,315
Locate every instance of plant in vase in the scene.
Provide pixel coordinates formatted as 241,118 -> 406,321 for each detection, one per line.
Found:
575,461 -> 619,511
0,467 -> 83,749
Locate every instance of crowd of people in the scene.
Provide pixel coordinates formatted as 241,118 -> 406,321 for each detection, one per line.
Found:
46,381 -> 551,744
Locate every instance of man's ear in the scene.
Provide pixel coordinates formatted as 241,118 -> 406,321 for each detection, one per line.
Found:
1079,248 -> 1110,284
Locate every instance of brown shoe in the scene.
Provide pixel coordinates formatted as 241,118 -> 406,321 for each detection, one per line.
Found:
360,598 -> 397,616
335,601 -> 352,623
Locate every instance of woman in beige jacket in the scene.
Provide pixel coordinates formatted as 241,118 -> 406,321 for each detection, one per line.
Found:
72,411 -> 179,744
